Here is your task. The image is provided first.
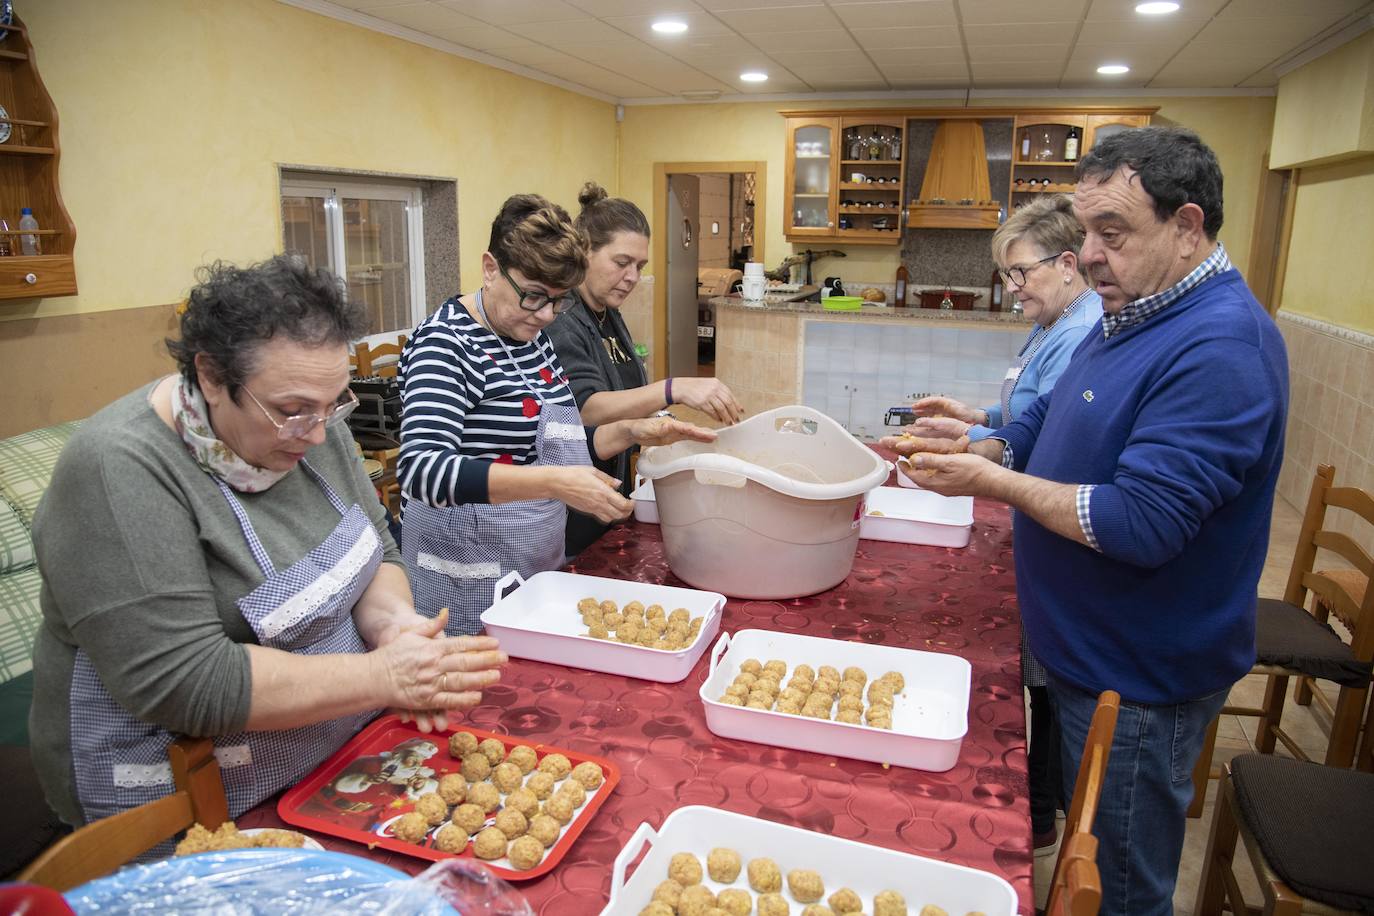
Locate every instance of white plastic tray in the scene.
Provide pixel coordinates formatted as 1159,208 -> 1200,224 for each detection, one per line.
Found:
860,486 -> 974,548
479,571 -> 724,683
601,805 -> 1017,916
631,475 -> 657,524
699,629 -> 970,771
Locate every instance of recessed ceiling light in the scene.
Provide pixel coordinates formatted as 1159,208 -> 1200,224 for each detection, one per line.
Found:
1097,64 -> 1131,75
740,71 -> 768,82
1135,1 -> 1180,13
651,19 -> 688,34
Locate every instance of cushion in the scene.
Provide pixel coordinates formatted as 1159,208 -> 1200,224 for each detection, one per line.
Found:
0,744 -> 69,879
0,670 -> 32,745
0,566 -> 42,683
1254,597 -> 1371,688
0,421 -> 82,527
1231,753 -> 1374,914
0,495 -> 33,575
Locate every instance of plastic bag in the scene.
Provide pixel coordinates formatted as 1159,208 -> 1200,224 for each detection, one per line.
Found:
64,847 -> 532,915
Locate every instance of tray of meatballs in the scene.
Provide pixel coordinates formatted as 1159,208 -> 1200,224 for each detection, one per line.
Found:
277,715 -> 620,881
601,805 -> 1017,916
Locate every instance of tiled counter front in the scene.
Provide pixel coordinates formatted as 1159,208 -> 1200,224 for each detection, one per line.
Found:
714,299 -> 1031,440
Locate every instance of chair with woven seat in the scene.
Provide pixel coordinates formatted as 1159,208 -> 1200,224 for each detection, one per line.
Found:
1046,689 -> 1120,916
1194,753 -> 1374,915
19,737 -> 228,891
1190,464 -> 1374,817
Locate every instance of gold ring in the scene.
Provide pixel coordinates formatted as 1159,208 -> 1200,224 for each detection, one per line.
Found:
440,673 -> 448,693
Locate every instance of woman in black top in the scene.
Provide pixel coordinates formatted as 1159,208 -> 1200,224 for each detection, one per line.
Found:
547,182 -> 742,554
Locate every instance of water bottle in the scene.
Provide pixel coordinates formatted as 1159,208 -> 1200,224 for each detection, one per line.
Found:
19,208 -> 39,255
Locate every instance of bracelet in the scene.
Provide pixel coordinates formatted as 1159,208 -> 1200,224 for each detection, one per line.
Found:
664,377 -> 674,407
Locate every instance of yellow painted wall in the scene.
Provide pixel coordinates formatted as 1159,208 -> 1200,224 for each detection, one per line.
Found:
619,95 -> 1277,284
9,0 -> 615,322
1270,32 -> 1374,169
1279,158 -> 1374,335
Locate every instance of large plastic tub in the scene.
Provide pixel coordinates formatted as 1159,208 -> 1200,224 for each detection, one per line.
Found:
636,406 -> 889,599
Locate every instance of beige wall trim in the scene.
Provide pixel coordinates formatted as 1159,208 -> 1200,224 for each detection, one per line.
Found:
651,161 -> 767,381
0,303 -> 178,438
1276,310 -> 1374,349
622,88 -> 1275,107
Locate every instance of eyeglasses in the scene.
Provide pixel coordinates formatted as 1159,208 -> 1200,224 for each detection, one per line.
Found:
242,386 -> 359,440
998,252 -> 1064,287
499,264 -> 577,314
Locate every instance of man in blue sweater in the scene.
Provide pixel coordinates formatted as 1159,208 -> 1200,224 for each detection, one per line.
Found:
889,127 -> 1288,915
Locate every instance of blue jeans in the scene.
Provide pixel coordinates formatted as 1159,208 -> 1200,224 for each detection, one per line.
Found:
1049,674 -> 1228,916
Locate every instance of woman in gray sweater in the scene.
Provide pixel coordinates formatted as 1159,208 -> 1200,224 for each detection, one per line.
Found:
29,256 -> 506,833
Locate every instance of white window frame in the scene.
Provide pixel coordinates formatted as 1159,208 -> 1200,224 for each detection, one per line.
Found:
281,175 -> 426,348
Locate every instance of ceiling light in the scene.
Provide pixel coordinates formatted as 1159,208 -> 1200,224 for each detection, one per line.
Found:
1135,1 -> 1180,13
740,71 -> 768,82
651,19 -> 688,34
1097,64 -> 1130,75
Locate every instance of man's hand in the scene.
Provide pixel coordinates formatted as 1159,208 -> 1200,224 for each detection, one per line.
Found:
896,451 -> 1002,498
906,416 -> 971,440
913,395 -> 983,425
879,433 -> 970,458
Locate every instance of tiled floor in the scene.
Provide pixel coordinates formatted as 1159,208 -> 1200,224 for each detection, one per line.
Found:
1031,495 -> 1354,914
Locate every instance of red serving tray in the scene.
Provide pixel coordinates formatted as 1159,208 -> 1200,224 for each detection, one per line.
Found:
277,715 -> 620,881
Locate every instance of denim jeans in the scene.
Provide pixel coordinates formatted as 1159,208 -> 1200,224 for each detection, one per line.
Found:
1048,674 -> 1228,916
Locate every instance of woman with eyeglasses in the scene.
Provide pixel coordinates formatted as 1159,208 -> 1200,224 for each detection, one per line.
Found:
29,255 -> 507,835
893,194 -> 1102,857
397,194 -> 715,635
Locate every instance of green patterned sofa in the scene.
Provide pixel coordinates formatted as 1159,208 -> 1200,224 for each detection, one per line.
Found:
0,420 -> 81,874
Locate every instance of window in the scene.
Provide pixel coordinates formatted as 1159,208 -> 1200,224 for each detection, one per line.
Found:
281,175 -> 427,345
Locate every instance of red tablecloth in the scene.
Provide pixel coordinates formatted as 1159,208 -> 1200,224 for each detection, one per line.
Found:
242,470 -> 1032,914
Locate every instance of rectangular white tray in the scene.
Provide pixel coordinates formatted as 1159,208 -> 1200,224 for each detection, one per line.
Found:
631,475 -> 658,524
699,629 -> 970,771
479,570 -> 724,683
601,805 -> 1017,916
860,486 -> 974,548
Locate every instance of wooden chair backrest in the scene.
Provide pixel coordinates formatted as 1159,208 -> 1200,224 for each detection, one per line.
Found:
1046,689 -> 1120,916
20,737 -> 228,892
1286,464 -> 1374,660
352,336 -> 408,379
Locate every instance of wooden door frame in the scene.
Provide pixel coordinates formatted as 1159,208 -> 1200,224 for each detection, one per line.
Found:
651,161 -> 767,381
1245,153 -> 1299,315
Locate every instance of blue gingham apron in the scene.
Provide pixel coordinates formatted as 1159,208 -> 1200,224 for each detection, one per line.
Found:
403,291 -> 593,636
69,460 -> 383,834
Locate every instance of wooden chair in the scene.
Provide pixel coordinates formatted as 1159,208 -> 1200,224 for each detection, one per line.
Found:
20,737 -> 228,892
1045,689 -> 1120,916
1194,755 -> 1374,915
352,335 -> 407,378
1190,464 -> 1374,816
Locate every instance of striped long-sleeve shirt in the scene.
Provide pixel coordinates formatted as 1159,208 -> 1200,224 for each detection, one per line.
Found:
397,296 -> 581,508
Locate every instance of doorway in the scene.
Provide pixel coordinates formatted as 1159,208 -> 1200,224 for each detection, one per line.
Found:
651,161 -> 767,383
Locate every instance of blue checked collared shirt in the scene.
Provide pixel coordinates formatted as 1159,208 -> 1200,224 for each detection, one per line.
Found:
995,243 -> 1233,550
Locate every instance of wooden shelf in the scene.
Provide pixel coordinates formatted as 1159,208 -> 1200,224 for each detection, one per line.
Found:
0,50 -> 27,61
792,192 -> 829,198
0,144 -> 54,155
838,206 -> 900,214
1013,159 -> 1077,167
1014,185 -> 1076,194
0,228 -> 61,234
838,182 -> 899,191
840,159 -> 901,165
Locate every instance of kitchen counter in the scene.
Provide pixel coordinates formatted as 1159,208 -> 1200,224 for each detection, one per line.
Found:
712,295 -> 1031,324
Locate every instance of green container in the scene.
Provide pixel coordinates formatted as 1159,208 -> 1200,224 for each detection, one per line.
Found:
823,296 -> 864,311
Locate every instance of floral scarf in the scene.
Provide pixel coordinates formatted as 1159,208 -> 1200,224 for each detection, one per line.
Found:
171,374 -> 292,493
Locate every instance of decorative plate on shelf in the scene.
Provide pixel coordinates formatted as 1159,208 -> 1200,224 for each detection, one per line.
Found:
0,104 -> 11,145
0,0 -> 12,43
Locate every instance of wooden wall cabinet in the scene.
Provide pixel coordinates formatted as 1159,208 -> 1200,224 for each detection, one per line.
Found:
783,115 -> 905,246
1011,111 -> 1152,203
0,14 -> 77,299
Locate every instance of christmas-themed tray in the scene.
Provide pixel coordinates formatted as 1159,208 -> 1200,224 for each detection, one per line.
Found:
278,715 -> 620,881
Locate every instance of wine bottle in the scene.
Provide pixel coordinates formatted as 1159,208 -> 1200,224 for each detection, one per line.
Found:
1065,126 -> 1081,162
1019,129 -> 1030,160
990,267 -> 1005,312
895,264 -> 909,307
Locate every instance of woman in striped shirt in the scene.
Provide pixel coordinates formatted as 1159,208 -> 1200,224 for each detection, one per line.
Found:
398,194 -> 714,634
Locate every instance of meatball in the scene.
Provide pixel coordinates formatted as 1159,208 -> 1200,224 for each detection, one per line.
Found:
668,607 -> 690,626
841,666 -> 866,684
526,771 -> 556,799
436,773 -> 467,806
478,738 -> 506,766
460,752 -> 491,782
734,671 -> 759,689
542,793 -> 576,825
739,658 -> 763,676
433,822 -> 469,854
467,781 -> 501,813
678,884 -> 717,916
917,906 -> 949,916
867,682 -> 895,706
491,761 -> 523,794
414,792 -> 449,826
873,889 -> 907,916
505,787 -> 540,819
801,907 -> 834,916
652,879 -> 685,909
556,779 -> 587,808
817,665 -> 840,681
837,694 -> 863,713
451,803 -> 487,834
792,663 -> 815,681
747,690 -> 776,708
828,888 -> 862,914
472,826 -> 507,860
838,681 -> 863,699
448,731 -> 479,758
757,893 -> 790,916
707,846 -> 742,883
507,834 -> 544,870
599,599 -> 618,615
576,597 -> 599,614
527,813 -> 562,848
493,807 -> 528,839
506,744 -> 539,775
587,623 -> 610,639
879,670 -> 906,692
626,600 -> 647,616
538,753 -> 573,779
668,851 -> 704,886
836,708 -> 862,724
720,694 -> 746,707
639,905 -> 674,916
391,811 -> 429,845
747,857 -> 782,893
787,869 -> 824,903
717,888 -> 753,916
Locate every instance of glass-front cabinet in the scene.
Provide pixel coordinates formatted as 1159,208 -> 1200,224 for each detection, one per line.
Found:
784,117 -> 838,240
783,115 -> 904,246
1010,110 -> 1152,203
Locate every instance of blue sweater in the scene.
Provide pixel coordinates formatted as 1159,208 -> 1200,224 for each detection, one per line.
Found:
997,270 -> 1288,705
968,292 -> 1104,441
